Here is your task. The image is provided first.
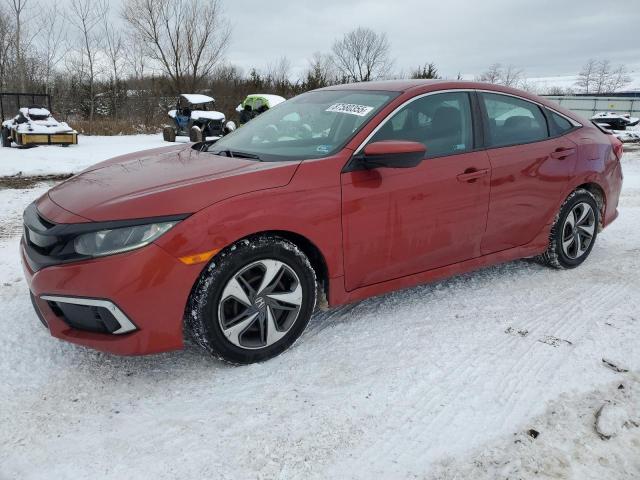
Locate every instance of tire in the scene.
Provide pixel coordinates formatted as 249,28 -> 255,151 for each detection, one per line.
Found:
187,235 -> 317,364
1,127 -> 11,147
162,126 -> 176,142
189,125 -> 203,143
539,189 -> 599,269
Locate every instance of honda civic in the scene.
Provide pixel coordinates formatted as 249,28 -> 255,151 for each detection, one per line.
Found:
22,80 -> 624,364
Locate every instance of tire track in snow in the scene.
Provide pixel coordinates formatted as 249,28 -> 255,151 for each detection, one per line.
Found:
320,266 -> 629,478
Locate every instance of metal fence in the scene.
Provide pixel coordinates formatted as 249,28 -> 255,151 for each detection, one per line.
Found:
0,93 -> 52,121
544,95 -> 640,120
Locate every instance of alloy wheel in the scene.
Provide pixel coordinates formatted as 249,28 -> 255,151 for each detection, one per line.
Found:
561,202 -> 596,259
217,259 -> 303,349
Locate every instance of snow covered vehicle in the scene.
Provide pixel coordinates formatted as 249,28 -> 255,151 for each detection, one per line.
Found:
1,106 -> 78,148
236,94 -> 286,124
163,94 -> 227,143
591,111 -> 640,130
613,129 -> 640,144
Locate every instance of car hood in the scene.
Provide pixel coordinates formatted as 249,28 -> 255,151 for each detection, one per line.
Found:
45,146 -> 300,221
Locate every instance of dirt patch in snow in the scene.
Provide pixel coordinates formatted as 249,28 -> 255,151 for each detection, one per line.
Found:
0,174 -> 71,189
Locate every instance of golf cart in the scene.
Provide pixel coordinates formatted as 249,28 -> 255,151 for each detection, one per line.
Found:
236,94 -> 286,124
2,105 -> 77,148
163,94 -> 230,143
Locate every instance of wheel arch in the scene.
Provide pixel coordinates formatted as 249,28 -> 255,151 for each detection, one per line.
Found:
246,230 -> 330,304
185,229 -> 330,312
575,182 -> 606,229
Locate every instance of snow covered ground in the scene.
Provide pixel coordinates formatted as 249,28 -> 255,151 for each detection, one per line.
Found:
0,134 -> 187,177
1,144 -> 640,479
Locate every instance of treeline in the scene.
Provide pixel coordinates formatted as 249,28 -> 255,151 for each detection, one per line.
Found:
0,0 -> 633,134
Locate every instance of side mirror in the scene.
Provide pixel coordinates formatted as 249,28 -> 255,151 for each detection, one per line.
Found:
359,140 -> 426,169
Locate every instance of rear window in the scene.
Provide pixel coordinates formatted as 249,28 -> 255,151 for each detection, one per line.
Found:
481,93 -> 549,147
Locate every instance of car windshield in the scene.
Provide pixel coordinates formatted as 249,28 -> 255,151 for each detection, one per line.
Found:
209,90 -> 398,161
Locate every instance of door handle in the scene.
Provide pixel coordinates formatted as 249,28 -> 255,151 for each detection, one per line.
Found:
550,147 -> 576,160
457,168 -> 489,183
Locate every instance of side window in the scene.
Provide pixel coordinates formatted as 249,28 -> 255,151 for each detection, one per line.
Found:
547,110 -> 574,136
481,93 -> 549,147
369,92 -> 473,158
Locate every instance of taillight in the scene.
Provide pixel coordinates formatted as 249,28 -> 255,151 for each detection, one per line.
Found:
612,137 -> 623,160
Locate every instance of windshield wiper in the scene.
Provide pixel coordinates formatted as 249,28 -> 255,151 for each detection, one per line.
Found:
214,149 -> 261,160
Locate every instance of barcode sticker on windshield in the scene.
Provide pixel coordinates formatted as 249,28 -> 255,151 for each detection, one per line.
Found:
326,103 -> 374,116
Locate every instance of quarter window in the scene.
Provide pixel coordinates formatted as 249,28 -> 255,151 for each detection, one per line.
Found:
547,110 -> 574,136
481,93 -> 549,147
369,92 -> 474,158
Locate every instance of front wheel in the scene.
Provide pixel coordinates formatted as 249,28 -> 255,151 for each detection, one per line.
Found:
539,189 -> 599,269
162,126 -> 176,142
187,236 -> 317,364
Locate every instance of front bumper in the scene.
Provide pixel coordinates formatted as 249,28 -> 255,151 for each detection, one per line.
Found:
22,239 -> 202,355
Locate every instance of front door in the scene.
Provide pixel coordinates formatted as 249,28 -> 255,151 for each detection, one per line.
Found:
341,91 -> 491,291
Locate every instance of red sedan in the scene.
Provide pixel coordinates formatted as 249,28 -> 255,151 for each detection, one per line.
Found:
22,80 -> 623,364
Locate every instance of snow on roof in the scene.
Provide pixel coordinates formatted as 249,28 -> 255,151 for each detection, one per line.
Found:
191,110 -> 225,121
19,107 -> 51,117
246,94 -> 286,106
180,94 -> 214,104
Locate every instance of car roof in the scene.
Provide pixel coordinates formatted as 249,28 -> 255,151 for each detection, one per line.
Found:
318,79 -> 450,92
317,80 -> 583,123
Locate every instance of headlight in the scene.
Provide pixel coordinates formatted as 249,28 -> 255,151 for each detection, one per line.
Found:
74,222 -> 178,257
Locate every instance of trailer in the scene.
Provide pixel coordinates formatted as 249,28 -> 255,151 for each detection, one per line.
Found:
1,93 -> 77,148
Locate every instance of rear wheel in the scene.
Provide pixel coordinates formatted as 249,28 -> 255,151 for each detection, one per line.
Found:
539,189 -> 599,269
187,236 -> 317,364
162,126 -> 176,142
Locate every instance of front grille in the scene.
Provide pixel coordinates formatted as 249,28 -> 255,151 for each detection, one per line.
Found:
22,202 -> 87,271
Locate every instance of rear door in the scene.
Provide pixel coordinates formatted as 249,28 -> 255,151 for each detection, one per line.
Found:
341,91 -> 492,291
479,92 -> 578,254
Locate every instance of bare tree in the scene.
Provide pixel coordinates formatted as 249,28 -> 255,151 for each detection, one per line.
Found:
6,0 -> 31,90
125,34 -> 148,81
576,59 -> 632,94
303,51 -> 337,89
501,64 -> 523,88
67,0 -> 108,134
0,4 -> 15,90
35,4 -> 68,94
575,59 -> 597,94
593,59 -> 611,95
122,0 -> 231,92
265,56 -> 291,90
331,27 -> 392,82
102,7 -> 125,118
606,64 -> 632,93
476,63 -> 503,84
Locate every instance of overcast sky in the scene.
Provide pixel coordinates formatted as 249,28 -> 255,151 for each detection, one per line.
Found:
60,0 -> 639,83
220,0 -> 640,80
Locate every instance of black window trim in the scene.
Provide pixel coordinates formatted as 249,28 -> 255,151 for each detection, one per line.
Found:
477,90 -> 582,149
345,88 -> 584,172
542,107 -> 582,140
